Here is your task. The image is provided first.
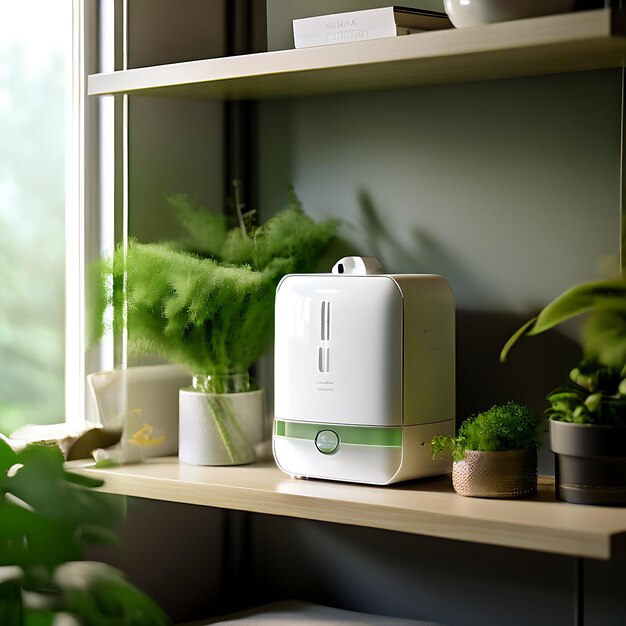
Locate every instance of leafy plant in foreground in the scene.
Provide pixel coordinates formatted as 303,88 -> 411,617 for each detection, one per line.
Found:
431,402 -> 541,462
0,438 -> 168,625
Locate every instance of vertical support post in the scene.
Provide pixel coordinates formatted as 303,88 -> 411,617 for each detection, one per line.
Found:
111,0 -> 129,370
224,0 -> 257,215
219,509 -> 254,614
621,67 -> 626,276
219,1 -> 258,614
574,557 -> 585,626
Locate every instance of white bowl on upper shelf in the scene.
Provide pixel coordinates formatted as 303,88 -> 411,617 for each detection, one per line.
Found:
443,0 -> 576,28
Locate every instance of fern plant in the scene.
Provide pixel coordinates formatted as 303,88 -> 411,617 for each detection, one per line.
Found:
89,186 -> 338,464
431,402 -> 541,462
90,186 -> 338,377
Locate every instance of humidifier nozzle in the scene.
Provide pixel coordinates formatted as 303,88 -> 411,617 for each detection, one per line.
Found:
331,256 -> 384,276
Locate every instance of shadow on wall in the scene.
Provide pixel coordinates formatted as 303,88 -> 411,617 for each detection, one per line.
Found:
457,310 -> 581,421
357,190 -> 489,301
340,191 -> 582,466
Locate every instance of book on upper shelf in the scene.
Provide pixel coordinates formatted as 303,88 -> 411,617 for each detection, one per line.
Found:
292,6 -> 452,49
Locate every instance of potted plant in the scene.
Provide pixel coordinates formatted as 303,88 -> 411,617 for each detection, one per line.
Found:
500,278 -> 626,505
431,402 -> 541,498
0,437 -> 168,625
91,185 -> 338,466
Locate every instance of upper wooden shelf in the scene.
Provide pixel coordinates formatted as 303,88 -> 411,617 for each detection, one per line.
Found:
88,9 -> 626,100
67,456 -> 626,561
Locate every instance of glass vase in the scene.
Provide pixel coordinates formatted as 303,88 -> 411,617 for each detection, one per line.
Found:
179,372 -> 264,466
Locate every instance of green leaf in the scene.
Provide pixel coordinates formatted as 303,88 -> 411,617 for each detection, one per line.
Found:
499,317 -> 537,362
546,388 -> 586,403
573,405 -> 589,421
501,279 -> 626,363
429,435 -> 455,459
529,279 -> 626,335
169,193 -> 228,259
77,525 -> 120,548
56,563 -> 170,626
581,308 -> 626,368
63,470 -> 105,490
585,392 -> 602,413
24,612 -> 55,626
0,581 -> 23,626
0,437 -> 18,475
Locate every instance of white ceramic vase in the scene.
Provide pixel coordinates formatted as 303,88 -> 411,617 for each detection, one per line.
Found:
443,0 -> 576,29
178,373 -> 264,466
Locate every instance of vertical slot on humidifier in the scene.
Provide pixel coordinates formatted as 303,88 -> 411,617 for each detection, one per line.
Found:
326,302 -> 331,340
319,300 -> 331,373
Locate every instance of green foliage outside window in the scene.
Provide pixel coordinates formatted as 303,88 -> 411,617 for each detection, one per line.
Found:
0,7 -> 67,435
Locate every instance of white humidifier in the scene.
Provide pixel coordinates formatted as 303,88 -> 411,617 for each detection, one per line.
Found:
273,256 -> 455,485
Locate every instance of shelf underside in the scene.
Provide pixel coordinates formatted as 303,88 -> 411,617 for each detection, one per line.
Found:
88,9 -> 626,100
68,456 -> 626,561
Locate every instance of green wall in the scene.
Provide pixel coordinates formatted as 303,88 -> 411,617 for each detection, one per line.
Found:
258,69 -> 622,474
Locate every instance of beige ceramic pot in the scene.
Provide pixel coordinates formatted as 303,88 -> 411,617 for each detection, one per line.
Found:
452,448 -> 537,498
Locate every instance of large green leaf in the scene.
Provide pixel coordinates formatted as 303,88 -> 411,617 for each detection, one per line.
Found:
63,470 -> 105,490
23,612 -> 55,626
499,317 -> 537,362
0,581 -> 23,626
0,437 -> 18,475
501,279 -> 626,362
8,445 -> 120,530
582,308 -> 626,368
530,279 -> 626,335
55,562 -> 170,626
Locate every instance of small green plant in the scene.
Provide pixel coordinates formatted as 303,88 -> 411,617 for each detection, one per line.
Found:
0,438 -> 168,625
500,278 -> 626,425
431,402 -> 541,462
544,360 -> 626,425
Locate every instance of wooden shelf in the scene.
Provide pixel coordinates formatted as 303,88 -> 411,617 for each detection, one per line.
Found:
67,456 -> 626,561
88,9 -> 626,100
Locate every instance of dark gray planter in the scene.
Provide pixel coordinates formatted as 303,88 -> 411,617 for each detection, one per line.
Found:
550,420 -> 626,505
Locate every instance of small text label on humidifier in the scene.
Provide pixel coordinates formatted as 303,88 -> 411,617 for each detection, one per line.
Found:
423,328 -> 441,351
315,429 -> 340,454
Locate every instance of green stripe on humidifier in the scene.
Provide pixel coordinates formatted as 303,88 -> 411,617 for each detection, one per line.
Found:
274,420 -> 402,447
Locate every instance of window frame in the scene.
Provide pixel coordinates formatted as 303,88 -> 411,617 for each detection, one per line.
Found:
65,0 -> 106,432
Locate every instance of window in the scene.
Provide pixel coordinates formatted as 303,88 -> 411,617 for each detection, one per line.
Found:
0,1 -> 98,437
0,2 -> 72,435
